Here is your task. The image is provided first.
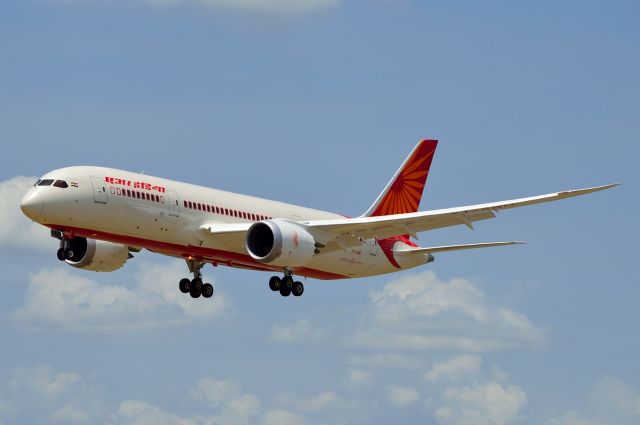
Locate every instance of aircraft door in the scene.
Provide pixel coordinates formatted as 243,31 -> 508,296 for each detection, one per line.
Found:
90,176 -> 107,204
167,191 -> 180,217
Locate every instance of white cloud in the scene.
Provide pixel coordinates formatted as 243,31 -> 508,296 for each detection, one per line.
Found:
7,365 -> 84,399
351,271 -> 546,352
0,364 -> 268,425
545,375 -> 640,425
267,319 -> 326,344
0,176 -> 54,252
424,355 -> 526,425
118,400 -> 195,425
263,408 -> 306,425
387,385 -> 419,407
51,405 -> 92,424
0,365 -> 105,424
426,355 -> 483,383
9,262 -> 233,331
436,382 -> 527,425
188,376 -> 261,424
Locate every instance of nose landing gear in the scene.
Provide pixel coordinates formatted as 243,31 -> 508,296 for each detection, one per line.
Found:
53,231 -> 78,262
268,273 -> 304,298
179,259 -> 214,299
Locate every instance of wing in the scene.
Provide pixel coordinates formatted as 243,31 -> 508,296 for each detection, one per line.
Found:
301,184 -> 617,249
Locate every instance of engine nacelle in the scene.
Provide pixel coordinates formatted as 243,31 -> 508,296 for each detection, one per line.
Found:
65,237 -> 131,272
246,220 -> 317,267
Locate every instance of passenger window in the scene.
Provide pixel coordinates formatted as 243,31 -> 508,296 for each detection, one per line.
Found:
53,180 -> 68,188
38,179 -> 54,186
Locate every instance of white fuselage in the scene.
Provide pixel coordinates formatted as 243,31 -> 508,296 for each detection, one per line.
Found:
22,166 -> 427,279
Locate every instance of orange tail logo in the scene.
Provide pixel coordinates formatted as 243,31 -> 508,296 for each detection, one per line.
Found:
369,139 -> 437,216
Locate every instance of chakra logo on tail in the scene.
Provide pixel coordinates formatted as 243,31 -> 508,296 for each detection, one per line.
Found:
368,139 -> 438,217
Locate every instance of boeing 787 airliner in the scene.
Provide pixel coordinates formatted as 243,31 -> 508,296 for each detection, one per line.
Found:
20,140 -> 616,299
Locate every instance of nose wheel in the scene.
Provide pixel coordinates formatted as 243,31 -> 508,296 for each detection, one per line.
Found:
179,259 -> 215,299
54,234 -> 78,262
269,273 -> 304,297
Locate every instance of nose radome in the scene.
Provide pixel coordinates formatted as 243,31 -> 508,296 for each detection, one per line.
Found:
20,190 -> 44,220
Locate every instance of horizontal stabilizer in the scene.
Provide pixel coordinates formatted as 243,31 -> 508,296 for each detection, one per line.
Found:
394,241 -> 524,255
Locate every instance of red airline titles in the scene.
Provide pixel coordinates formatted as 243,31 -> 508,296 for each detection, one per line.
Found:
105,176 -> 166,193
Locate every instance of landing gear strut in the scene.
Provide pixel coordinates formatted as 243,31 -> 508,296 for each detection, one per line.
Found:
268,272 -> 304,298
53,230 -> 76,262
178,259 -> 214,299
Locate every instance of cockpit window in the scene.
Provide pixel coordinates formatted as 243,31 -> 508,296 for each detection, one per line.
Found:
53,180 -> 68,188
38,179 -> 54,186
33,180 -> 41,186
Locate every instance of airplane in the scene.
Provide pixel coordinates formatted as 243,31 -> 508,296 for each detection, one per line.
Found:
20,140 -> 616,299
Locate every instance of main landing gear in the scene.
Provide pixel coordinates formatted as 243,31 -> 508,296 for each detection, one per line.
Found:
178,259 -> 214,299
268,273 -> 304,297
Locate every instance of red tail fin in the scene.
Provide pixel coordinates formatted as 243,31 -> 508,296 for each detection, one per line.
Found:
363,139 -> 438,217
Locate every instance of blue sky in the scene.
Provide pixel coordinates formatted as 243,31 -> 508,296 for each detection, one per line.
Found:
0,0 -> 637,424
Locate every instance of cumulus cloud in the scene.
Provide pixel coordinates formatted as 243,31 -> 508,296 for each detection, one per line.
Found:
426,355 -> 483,383
545,375 -> 640,425
0,176 -> 53,252
9,261 -> 232,331
118,400 -> 195,425
0,364 -> 105,424
0,364 -> 272,425
351,271 -> 546,352
188,376 -> 261,424
436,382 -> 527,425
387,385 -> 419,407
424,355 -> 526,425
263,408 -> 306,425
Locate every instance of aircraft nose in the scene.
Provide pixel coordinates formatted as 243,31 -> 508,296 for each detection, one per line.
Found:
20,190 -> 44,220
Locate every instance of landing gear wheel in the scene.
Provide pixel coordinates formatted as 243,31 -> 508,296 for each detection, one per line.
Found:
65,249 -> 76,261
56,248 -> 66,261
292,281 -> 304,297
202,283 -> 214,298
191,278 -> 203,292
190,287 -> 202,298
179,278 -> 191,293
279,287 -> 291,297
282,276 -> 294,290
269,276 -> 281,291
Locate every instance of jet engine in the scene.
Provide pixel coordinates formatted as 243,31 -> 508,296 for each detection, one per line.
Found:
246,220 -> 318,267
64,237 -> 132,272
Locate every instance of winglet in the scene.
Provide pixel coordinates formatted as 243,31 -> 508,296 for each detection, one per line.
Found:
363,139 -> 438,217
